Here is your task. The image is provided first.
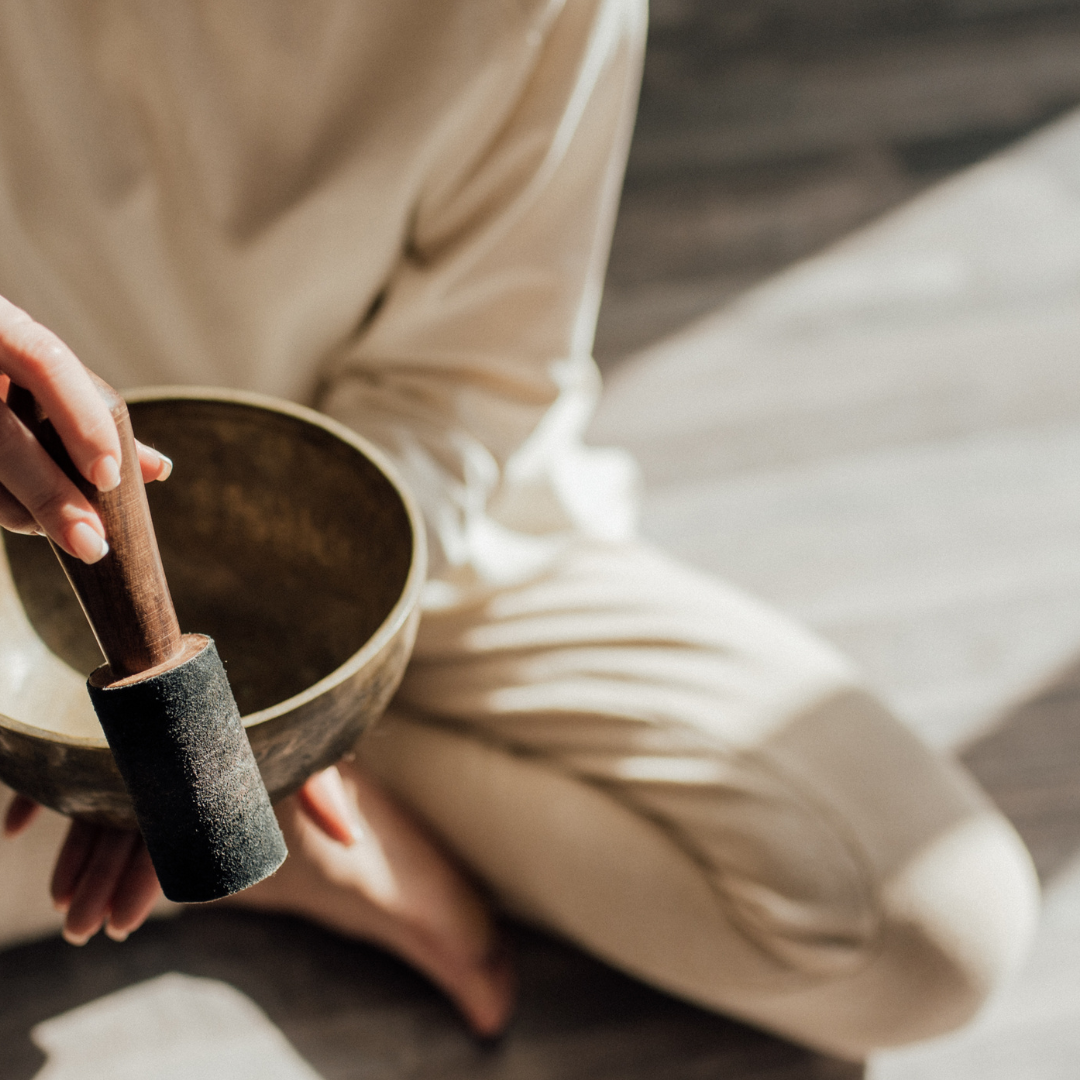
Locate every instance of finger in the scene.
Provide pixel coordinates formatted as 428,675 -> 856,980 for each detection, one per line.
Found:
63,827 -> 140,945
3,794 -> 41,837
0,401 -> 109,563
50,818 -> 99,911
297,766 -> 358,846
0,296 -> 121,491
136,441 -> 172,484
0,482 -> 40,534
105,841 -> 162,941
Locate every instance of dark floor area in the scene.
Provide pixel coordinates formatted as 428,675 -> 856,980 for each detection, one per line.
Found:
595,0 -> 1080,362
962,654 -> 1080,886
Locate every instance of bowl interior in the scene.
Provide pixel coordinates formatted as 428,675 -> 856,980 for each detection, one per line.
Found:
3,397 -> 414,725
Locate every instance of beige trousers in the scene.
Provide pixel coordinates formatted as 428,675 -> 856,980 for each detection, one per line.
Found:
0,542 -> 1039,1059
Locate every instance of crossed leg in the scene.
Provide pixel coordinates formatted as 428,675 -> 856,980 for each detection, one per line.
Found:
356,540 -> 1040,1059
0,540 -> 1039,1059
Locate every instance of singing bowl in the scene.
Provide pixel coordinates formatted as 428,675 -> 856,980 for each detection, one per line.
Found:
0,388 -> 426,828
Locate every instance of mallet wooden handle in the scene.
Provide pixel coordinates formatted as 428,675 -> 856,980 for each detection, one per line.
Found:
8,378 -> 183,679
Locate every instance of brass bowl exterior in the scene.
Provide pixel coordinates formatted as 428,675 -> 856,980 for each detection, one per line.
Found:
0,389 -> 426,828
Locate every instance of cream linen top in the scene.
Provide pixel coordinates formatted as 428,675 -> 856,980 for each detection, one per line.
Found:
0,0 -> 645,608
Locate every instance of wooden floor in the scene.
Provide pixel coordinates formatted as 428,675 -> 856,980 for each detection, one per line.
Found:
5,3 -> 1080,1078
0,915 -> 861,1080
595,0 -> 1080,363
593,101 -> 1080,1080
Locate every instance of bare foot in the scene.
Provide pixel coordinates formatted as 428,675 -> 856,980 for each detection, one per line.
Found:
226,760 -> 515,1037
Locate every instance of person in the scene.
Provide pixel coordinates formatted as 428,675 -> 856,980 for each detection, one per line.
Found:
0,0 -> 1039,1060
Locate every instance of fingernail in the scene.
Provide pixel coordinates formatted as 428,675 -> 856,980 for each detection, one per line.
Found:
69,521 -> 109,564
156,453 -> 173,481
62,927 -> 92,947
90,454 -> 122,492
104,923 -> 129,943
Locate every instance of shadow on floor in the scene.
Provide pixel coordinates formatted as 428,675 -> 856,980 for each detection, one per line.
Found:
0,911 -> 861,1080
961,655 -> 1080,886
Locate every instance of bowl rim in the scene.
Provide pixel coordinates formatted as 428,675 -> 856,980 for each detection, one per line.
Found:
0,385 -> 428,748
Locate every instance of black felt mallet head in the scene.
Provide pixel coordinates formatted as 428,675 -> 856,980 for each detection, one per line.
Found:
9,379 -> 287,903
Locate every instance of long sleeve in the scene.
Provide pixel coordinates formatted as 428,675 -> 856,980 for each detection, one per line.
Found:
317,0 -> 647,607
0,0 -> 646,610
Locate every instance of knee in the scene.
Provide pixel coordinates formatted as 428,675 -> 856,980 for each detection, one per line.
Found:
808,810 -> 1040,1058
876,811 -> 1038,1043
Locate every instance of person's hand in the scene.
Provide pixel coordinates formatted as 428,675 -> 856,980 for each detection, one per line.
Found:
0,295 -> 171,560
12,794 -> 160,941
3,763 -> 514,1037
2,794 -> 160,943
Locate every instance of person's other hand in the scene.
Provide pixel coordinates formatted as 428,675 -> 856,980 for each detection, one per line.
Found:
0,295 -> 171,561
0,775 -> 361,945
2,795 -> 160,944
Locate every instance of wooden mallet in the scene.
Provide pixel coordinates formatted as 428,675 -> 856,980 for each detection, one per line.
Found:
9,378 -> 287,903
